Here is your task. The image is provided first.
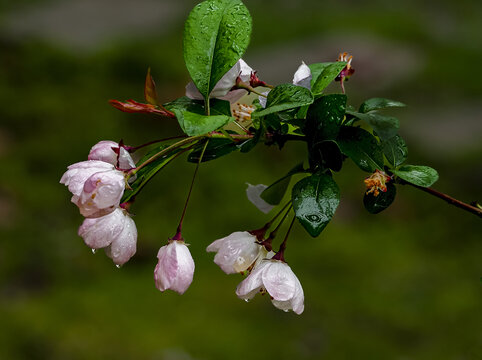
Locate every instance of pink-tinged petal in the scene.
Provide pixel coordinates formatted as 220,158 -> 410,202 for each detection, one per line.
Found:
292,61 -> 312,90
88,140 -> 135,170
77,208 -> 125,249
218,89 -> 247,104
262,261 -> 297,302
154,241 -> 194,295
60,160 -> 113,198
236,261 -> 268,300
246,183 -> 274,214
105,214 -> 137,266
290,277 -> 305,315
211,232 -> 260,274
185,81 -> 204,100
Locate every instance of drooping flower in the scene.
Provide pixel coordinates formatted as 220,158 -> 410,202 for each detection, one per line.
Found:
154,240 -> 195,295
364,169 -> 391,197
335,52 -> 355,82
60,160 -> 126,217
78,207 -> 137,266
236,259 -> 304,314
206,231 -> 268,274
259,61 -> 312,108
186,59 -> 254,103
246,183 -> 274,214
88,140 -> 135,170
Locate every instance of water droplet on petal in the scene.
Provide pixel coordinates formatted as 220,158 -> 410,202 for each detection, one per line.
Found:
116,264 -> 121,269
91,249 -> 96,254
244,298 -> 250,303
283,309 -> 289,313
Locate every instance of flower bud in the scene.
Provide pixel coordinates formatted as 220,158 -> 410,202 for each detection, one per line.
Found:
236,259 -> 304,315
88,140 -> 135,170
207,231 -> 267,274
78,207 -> 137,266
292,61 -> 312,90
154,240 -> 195,295
186,59 -> 254,103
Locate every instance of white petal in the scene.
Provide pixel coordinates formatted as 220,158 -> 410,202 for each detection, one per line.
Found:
262,261 -> 297,302
60,160 -> 113,198
78,207 -> 125,249
292,61 -> 312,90
235,261 -> 269,300
258,91 -> 270,109
246,183 -> 274,214
185,81 -> 204,100
105,213 -> 137,266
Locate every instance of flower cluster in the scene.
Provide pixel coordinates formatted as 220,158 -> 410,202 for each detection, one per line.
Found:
364,169 -> 391,197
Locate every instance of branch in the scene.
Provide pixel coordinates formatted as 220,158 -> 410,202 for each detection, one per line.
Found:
403,182 -> 482,218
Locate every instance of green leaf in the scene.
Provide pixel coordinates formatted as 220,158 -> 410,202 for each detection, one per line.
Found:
346,111 -> 399,140
188,138 -> 240,162
382,135 -> 408,167
164,97 -> 231,117
183,0 -> 252,99
363,182 -> 397,214
336,126 -> 384,172
306,94 -> 347,139
392,165 -> 439,187
292,173 -> 340,237
173,109 -> 232,136
260,163 -> 305,205
121,145 -> 184,203
359,98 -> 406,113
252,84 -> 313,118
319,141 -> 344,172
310,62 -> 346,95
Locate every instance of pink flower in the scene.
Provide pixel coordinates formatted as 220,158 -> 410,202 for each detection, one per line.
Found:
78,207 -> 137,266
60,160 -> 126,217
236,259 -> 304,314
154,240 -> 195,294
186,59 -> 254,103
206,231 -> 267,274
88,140 -> 135,170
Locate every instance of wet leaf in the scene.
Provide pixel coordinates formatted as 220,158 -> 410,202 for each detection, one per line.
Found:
359,97 -> 406,113
382,135 -> 408,167
309,62 -> 346,95
347,111 -> 399,140
173,109 -> 232,136
306,94 -> 347,139
336,126 -> 384,172
188,138 -> 240,162
393,165 -> 439,187
260,163 -> 305,205
252,84 -> 313,118
363,182 -> 397,214
183,0 -> 252,99
292,173 -> 340,237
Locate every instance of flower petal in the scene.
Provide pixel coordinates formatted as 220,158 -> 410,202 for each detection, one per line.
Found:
78,207 -> 125,249
104,213 -> 137,266
236,261 -> 269,300
262,261 -> 297,302
292,61 -> 312,90
246,183 -> 274,214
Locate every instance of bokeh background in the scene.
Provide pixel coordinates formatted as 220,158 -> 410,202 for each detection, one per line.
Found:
1,0 -> 481,359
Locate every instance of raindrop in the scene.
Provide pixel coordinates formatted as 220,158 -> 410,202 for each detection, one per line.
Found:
91,249 -> 96,254
244,298 -> 250,303
283,309 -> 289,313
306,214 -> 322,222
116,264 -> 121,269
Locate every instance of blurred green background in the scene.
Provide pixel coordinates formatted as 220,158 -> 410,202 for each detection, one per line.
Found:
0,0 -> 481,359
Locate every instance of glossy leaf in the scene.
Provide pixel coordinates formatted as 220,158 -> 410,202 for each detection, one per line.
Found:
363,182 -> 397,214
359,97 -> 406,113
292,173 -> 340,237
252,84 -> 313,118
382,135 -> 408,167
347,111 -> 399,140
260,163 -> 305,205
310,62 -> 347,95
336,126 -> 384,172
188,138 -> 240,162
173,109 -> 232,136
183,0 -> 252,99
392,165 -> 439,187
307,94 -> 347,139
164,97 -> 231,117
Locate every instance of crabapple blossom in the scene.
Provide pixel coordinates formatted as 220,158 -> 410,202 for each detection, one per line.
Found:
246,183 -> 274,214
206,231 -> 268,274
236,259 -> 304,315
88,140 -> 135,170
78,207 -> 137,266
186,59 -> 254,103
60,160 -> 126,217
154,240 -> 195,294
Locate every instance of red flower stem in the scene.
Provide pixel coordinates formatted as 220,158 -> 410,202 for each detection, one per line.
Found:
272,215 -> 296,262
125,135 -> 188,152
404,182 -> 482,218
173,139 -> 210,239
267,205 -> 293,241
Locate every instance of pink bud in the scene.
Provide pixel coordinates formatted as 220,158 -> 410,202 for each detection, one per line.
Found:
154,240 -> 195,295
78,207 -> 137,266
236,260 -> 304,315
88,140 -> 135,170
207,231 -> 266,274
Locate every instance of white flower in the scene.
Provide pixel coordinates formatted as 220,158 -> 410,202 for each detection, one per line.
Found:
78,207 -> 137,266
186,59 -> 254,103
236,259 -> 304,315
88,140 -> 135,170
246,183 -> 274,214
154,240 -> 195,295
259,61 -> 312,108
60,160 -> 126,217
206,231 -> 267,274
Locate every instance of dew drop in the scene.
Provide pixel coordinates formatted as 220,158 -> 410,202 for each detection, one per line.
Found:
116,264 -> 121,269
91,249 -> 97,254
283,309 -> 289,313
244,298 -> 250,303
